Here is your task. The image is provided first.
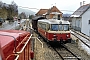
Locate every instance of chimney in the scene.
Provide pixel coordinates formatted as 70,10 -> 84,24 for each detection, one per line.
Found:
80,2 -> 82,6
83,1 -> 85,5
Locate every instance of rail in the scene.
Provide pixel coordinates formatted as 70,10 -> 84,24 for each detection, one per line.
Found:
53,47 -> 64,60
71,29 -> 90,41
32,37 -> 43,48
53,45 -> 81,60
16,34 -> 32,53
6,54 -> 19,60
72,29 -> 90,38
71,30 -> 90,48
14,54 -> 19,60
62,44 -> 81,60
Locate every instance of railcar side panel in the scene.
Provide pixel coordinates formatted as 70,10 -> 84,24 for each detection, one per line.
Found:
38,27 -> 46,37
1,38 -> 15,59
46,33 -> 71,41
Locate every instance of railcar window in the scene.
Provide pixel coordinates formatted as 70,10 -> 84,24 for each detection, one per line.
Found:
41,24 -> 46,30
51,24 -> 58,31
38,23 -> 42,28
59,25 -> 63,31
47,24 -> 50,30
63,25 -> 69,31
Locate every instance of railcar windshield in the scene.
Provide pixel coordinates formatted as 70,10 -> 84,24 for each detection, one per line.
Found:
63,25 -> 69,31
51,24 -> 58,31
51,24 -> 69,31
59,25 -> 63,30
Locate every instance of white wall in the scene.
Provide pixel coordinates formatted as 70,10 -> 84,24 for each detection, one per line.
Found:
76,18 -> 81,28
72,17 -> 81,31
72,18 -> 77,28
82,8 -> 90,36
46,15 -> 49,19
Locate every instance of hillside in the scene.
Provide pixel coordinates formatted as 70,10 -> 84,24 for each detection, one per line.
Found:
18,7 -> 36,15
62,14 -> 71,17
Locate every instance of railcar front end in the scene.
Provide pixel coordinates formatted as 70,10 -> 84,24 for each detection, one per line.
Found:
46,31 -> 71,44
46,24 -> 71,44
38,19 -> 72,44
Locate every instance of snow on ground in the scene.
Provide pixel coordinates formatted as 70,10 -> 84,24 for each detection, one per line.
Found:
78,39 -> 90,55
70,30 -> 74,34
70,30 -> 90,55
0,19 -> 26,30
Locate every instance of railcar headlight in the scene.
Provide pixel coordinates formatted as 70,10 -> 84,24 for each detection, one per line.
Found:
66,35 -> 69,37
53,34 -> 57,38
52,34 -> 57,40
53,34 -> 56,37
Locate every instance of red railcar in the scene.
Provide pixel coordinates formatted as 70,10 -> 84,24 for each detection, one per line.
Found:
38,19 -> 72,44
0,30 -> 33,60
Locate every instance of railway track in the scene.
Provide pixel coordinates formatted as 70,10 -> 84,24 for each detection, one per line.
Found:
71,29 -> 90,41
52,44 -> 81,60
19,19 -> 31,31
71,29 -> 90,48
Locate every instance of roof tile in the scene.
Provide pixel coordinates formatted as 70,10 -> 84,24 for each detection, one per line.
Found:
36,9 -> 48,15
71,4 -> 90,17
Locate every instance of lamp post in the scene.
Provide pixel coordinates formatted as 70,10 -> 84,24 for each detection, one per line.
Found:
14,17 -> 17,29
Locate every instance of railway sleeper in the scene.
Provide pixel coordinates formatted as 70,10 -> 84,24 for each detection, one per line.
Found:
63,56 -> 81,59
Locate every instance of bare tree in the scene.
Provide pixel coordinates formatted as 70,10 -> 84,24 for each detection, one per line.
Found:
0,1 -> 18,21
19,12 -> 27,19
6,1 -> 18,21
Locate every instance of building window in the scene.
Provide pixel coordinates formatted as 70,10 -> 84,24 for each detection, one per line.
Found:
89,20 -> 90,24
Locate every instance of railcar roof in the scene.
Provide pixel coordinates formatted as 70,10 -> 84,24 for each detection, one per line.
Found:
32,16 -> 46,20
38,19 -> 70,24
0,31 -> 19,48
0,30 -> 31,48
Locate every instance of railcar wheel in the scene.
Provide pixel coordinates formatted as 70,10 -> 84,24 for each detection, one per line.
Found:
60,39 -> 63,44
68,38 -> 72,43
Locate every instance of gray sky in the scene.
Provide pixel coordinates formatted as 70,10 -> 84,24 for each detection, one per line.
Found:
1,0 -> 90,14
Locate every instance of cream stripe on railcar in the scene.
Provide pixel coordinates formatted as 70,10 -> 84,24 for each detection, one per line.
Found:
38,19 -> 70,24
47,31 -> 71,33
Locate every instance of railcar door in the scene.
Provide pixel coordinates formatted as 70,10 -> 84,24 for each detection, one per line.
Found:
38,22 -> 47,38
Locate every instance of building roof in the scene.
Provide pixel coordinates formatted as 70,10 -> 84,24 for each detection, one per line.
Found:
35,9 -> 48,15
36,6 -> 63,16
47,6 -> 62,15
71,4 -> 90,17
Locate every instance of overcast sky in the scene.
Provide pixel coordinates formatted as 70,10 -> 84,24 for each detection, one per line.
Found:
1,0 -> 90,14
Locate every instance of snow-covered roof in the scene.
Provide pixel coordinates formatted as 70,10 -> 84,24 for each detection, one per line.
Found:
71,4 -> 90,17
50,12 -> 61,14
70,15 -> 80,17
